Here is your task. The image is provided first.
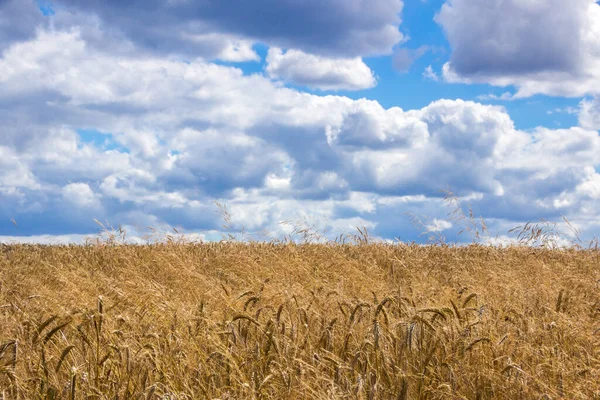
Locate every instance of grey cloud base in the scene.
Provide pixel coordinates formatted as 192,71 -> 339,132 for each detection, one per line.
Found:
437,0 -> 587,76
52,0 -> 404,58
0,0 -> 44,51
436,0 -> 600,97
31,0 -> 397,91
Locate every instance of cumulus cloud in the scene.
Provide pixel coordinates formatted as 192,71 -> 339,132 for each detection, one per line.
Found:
579,97 -> 600,130
426,219 -> 452,232
0,145 -> 39,192
2,28 -> 600,243
265,48 -> 376,91
326,99 -> 512,197
62,183 -> 101,209
422,65 -> 439,82
52,0 -> 405,58
436,0 -> 600,97
576,169 -> 600,200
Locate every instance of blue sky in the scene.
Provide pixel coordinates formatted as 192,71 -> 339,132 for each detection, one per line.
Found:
1,0 -> 600,244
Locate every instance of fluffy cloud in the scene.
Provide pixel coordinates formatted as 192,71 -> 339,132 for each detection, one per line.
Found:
579,97 -> 600,130
52,0 -> 405,58
437,0 -> 600,97
265,48 -> 376,91
2,28 -> 600,243
326,99 -> 512,197
422,65 -> 439,82
426,219 -> 452,233
62,183 -> 101,209
576,169 -> 600,200
0,145 -> 39,193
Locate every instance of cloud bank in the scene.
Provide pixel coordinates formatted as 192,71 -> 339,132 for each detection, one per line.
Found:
1,27 -> 600,243
52,0 -> 405,58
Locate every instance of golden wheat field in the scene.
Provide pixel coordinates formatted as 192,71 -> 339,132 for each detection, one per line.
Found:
0,242 -> 599,399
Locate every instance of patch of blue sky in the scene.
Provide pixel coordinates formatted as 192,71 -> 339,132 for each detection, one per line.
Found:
36,0 -> 56,16
77,129 -> 130,153
401,0 -> 448,49
503,96 -> 581,131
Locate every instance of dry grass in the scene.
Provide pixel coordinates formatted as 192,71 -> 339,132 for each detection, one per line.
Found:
1,242 -> 600,399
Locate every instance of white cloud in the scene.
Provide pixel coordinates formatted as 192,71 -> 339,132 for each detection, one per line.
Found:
422,65 -> 439,81
99,169 -> 198,208
576,169 -> 600,200
547,106 -> 578,116
218,40 -> 260,62
181,33 -> 260,62
265,48 -> 376,91
579,97 -> 600,130
0,228 -> 218,245
0,145 -> 39,191
2,28 -> 600,243
62,182 -> 100,208
327,100 -> 429,150
265,174 -> 291,191
0,234 -> 94,245
494,127 -> 600,174
437,0 -> 600,97
426,219 -> 452,232
477,92 -> 514,102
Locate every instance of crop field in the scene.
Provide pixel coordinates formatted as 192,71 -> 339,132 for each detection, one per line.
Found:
0,242 -> 599,399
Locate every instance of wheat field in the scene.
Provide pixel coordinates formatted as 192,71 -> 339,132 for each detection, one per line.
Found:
0,242 -> 599,399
